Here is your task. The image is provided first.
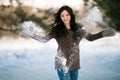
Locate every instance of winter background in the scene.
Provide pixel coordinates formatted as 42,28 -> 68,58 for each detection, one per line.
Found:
0,0 -> 120,80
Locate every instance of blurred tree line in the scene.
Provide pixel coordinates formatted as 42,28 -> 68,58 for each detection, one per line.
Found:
0,5 -> 79,32
0,6 -> 56,31
84,0 -> 120,31
0,0 -> 120,34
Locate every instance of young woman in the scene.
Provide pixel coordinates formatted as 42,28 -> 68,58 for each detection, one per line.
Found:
20,5 -> 115,80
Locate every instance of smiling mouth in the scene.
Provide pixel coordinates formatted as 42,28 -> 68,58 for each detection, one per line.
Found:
64,20 -> 69,22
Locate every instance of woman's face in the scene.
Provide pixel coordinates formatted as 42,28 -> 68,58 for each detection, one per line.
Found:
60,10 -> 71,25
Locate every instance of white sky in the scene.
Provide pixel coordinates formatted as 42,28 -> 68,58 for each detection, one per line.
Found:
0,0 -> 84,9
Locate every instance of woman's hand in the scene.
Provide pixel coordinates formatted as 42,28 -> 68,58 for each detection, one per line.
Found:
20,30 -> 34,38
102,28 -> 116,37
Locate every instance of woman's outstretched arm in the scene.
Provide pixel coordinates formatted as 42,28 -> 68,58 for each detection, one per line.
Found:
20,29 -> 54,43
76,26 -> 115,41
84,28 -> 115,41
19,21 -> 54,43
31,31 -> 53,43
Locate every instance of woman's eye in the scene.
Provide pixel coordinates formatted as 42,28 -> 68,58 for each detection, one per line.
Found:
61,15 -> 64,17
66,14 -> 69,16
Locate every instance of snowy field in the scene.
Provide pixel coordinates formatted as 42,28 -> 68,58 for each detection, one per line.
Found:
0,33 -> 120,80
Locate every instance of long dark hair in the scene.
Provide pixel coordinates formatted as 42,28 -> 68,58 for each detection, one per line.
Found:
51,5 -> 78,38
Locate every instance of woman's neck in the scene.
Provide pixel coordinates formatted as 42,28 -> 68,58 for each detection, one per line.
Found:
65,23 -> 71,29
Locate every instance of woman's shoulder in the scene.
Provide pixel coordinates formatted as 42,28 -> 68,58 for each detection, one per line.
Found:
76,23 -> 83,29
76,22 -> 83,28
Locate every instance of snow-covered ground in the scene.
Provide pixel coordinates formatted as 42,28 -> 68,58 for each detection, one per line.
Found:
0,33 -> 120,80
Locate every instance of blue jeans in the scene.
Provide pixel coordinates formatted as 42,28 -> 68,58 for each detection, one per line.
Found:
57,69 -> 78,80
